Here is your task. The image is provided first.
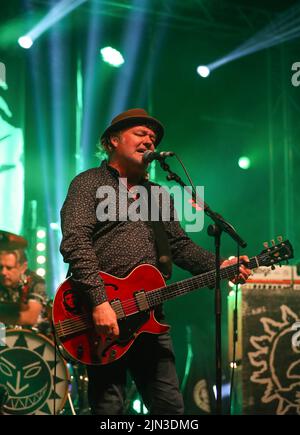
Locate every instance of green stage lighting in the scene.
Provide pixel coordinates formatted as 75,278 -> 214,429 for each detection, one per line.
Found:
238,156 -> 251,169
35,226 -> 47,277
132,398 -> 148,414
100,47 -> 125,67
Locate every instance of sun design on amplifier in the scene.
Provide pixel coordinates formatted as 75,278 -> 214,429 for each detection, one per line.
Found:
248,305 -> 300,415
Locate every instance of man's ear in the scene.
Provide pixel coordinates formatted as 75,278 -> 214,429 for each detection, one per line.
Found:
110,136 -> 119,148
20,261 -> 28,274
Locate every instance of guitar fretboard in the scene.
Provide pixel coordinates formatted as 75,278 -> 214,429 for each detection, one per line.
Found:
145,256 -> 260,308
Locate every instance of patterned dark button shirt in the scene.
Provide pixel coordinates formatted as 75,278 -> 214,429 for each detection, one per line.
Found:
0,269 -> 47,329
60,160 -> 216,307
0,269 -> 46,306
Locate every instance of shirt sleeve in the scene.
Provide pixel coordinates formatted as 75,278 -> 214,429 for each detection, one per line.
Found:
60,173 -> 107,307
28,281 -> 47,306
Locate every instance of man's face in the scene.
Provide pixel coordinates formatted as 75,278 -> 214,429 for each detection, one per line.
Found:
0,253 -> 27,288
111,125 -> 156,167
64,292 -> 75,309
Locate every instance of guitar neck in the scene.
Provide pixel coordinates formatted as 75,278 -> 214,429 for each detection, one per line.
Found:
146,256 -> 259,308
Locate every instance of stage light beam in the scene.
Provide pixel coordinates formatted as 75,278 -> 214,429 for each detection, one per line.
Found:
18,0 -> 87,48
197,3 -> 300,76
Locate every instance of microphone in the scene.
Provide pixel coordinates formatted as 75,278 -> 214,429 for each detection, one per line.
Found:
142,150 -> 175,164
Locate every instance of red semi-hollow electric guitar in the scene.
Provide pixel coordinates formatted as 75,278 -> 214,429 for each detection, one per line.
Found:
52,239 -> 293,365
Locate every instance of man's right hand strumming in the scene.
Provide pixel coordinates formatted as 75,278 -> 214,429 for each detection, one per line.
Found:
92,301 -> 119,338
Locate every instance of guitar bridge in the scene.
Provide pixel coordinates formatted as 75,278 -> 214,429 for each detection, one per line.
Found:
134,291 -> 149,312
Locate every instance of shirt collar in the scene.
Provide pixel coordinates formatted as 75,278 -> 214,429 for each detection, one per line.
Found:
101,159 -> 148,185
101,160 -> 120,179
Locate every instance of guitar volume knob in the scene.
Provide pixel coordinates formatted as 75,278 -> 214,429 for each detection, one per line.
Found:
110,349 -> 117,359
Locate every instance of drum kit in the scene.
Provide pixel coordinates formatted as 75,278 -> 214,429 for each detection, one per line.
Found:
0,230 -> 90,415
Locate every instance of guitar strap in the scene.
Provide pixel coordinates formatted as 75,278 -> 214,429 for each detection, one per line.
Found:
144,181 -> 173,280
66,266 -> 71,278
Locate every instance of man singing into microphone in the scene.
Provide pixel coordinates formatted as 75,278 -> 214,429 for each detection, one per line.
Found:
60,108 -> 251,415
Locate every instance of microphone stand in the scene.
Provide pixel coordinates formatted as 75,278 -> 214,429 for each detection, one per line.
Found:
158,158 -> 247,415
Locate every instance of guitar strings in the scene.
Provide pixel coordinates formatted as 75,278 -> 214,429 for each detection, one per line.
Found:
57,254 -> 272,337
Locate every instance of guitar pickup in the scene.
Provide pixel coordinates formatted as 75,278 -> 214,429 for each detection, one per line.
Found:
110,299 -> 125,319
134,291 -> 149,312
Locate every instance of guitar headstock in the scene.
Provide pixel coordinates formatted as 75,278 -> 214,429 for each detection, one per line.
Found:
257,237 -> 294,268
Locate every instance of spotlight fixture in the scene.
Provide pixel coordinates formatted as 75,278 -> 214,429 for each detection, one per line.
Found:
238,156 -> 251,170
196,65 -> 210,78
100,47 -> 125,68
18,36 -> 33,49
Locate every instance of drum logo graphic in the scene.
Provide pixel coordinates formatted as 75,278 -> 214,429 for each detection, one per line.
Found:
248,305 -> 300,415
0,330 -> 68,414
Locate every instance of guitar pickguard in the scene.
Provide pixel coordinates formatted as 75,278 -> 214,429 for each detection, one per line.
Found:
118,311 -> 150,343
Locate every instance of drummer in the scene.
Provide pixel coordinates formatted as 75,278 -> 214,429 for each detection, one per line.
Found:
0,231 -> 47,327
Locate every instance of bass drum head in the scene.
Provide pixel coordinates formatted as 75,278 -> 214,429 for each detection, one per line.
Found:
0,329 -> 69,415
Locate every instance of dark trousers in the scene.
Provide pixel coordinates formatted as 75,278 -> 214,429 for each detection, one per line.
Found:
86,332 -> 184,415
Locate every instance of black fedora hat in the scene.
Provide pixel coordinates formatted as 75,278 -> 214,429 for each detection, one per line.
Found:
101,108 -> 164,146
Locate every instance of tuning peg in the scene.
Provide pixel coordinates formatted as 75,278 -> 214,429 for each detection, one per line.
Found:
271,239 -> 275,246
277,236 -> 283,243
263,242 -> 269,249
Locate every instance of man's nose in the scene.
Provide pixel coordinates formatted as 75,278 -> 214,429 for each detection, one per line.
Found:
143,137 -> 155,149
